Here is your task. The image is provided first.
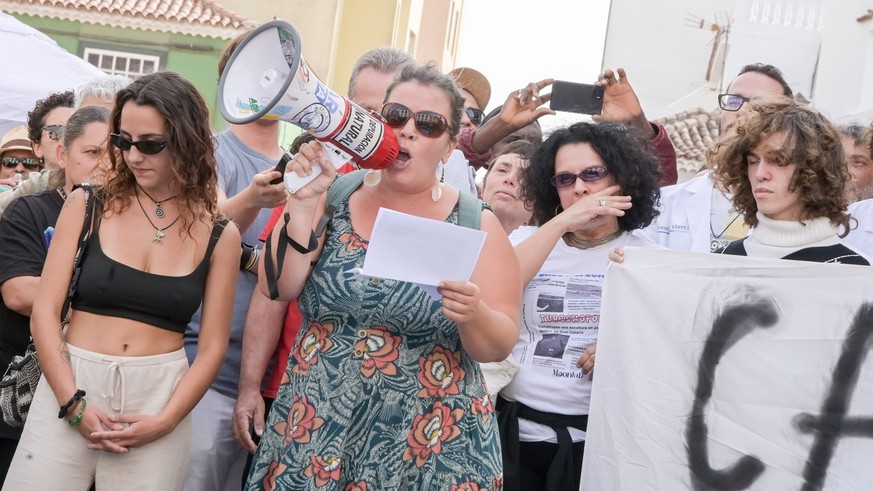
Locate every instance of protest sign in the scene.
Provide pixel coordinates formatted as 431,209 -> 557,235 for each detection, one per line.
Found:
581,247 -> 873,490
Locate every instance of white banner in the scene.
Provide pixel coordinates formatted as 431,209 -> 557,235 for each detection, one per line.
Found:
581,247 -> 873,491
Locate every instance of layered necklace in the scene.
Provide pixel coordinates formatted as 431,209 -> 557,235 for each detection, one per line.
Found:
136,184 -> 178,218
563,229 -> 623,250
135,187 -> 180,245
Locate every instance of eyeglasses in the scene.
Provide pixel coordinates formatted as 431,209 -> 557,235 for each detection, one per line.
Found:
465,107 -> 485,126
380,102 -> 451,138
42,125 -> 64,142
110,133 -> 167,155
1,157 -> 42,170
717,93 -> 755,112
550,165 -> 610,188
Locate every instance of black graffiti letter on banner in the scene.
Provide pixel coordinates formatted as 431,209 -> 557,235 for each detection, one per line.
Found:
794,303 -> 873,491
686,298 -> 779,490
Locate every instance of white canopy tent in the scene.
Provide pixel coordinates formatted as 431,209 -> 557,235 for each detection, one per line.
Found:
0,11 -> 103,137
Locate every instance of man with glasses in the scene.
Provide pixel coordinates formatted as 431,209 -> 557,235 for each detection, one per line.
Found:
0,91 -> 73,215
638,63 -> 793,252
0,127 -> 41,192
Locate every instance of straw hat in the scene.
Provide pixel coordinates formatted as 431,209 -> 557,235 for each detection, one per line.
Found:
449,67 -> 491,110
0,126 -> 33,157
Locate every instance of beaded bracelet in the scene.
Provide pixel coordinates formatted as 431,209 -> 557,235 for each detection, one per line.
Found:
58,389 -> 86,419
68,398 -> 87,426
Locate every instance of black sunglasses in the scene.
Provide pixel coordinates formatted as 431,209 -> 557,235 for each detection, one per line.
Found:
1,157 -> 42,170
465,107 -> 485,126
380,102 -> 451,138
551,165 -> 610,188
717,93 -> 754,112
110,133 -> 167,155
42,124 -> 64,142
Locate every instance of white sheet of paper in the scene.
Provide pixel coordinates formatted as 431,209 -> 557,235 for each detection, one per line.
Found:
347,207 -> 486,299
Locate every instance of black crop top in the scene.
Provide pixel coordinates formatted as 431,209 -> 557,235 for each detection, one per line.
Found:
73,215 -> 228,334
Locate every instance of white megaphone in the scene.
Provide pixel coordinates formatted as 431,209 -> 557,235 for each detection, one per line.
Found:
217,20 -> 399,193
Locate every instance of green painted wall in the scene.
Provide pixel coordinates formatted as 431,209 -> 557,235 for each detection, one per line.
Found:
11,14 -> 229,130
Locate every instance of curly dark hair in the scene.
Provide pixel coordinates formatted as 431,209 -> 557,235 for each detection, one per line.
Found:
104,71 -> 219,235
519,122 -> 661,230
709,97 -> 849,234
27,90 -> 75,143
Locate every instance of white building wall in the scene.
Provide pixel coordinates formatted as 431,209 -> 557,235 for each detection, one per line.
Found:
815,0 -> 873,123
603,0 -> 871,123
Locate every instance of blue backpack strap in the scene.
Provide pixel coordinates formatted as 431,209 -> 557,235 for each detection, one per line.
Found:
457,191 -> 484,230
326,169 -> 367,213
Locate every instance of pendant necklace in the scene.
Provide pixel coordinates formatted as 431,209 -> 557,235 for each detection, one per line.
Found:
710,213 -> 741,239
136,184 -> 178,219
563,229 -> 624,250
135,188 -> 180,245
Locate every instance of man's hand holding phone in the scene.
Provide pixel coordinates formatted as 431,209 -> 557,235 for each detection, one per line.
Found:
593,68 -> 654,138
549,81 -> 605,115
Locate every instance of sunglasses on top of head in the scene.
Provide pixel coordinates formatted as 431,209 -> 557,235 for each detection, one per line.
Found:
1,157 -> 42,170
110,133 -> 168,155
550,165 -> 610,188
465,107 -> 485,126
380,103 -> 452,138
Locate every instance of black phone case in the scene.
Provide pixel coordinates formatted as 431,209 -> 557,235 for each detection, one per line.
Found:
549,81 -> 604,115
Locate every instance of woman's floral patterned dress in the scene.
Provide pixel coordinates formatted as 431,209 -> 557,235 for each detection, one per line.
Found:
246,196 -> 503,491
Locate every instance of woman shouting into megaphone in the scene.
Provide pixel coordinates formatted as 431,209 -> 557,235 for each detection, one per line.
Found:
247,64 -> 521,490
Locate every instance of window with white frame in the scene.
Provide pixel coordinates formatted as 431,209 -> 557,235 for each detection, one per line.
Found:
83,48 -> 160,78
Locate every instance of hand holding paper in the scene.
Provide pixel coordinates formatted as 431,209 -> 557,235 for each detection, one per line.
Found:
346,208 -> 487,299
438,280 -> 481,324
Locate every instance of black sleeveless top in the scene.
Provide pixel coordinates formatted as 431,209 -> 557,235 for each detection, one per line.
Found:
73,210 -> 228,334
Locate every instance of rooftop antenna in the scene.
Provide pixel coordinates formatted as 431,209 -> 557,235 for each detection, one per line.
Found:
685,11 -> 732,84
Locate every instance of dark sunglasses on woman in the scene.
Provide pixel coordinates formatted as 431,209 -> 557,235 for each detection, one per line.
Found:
380,103 -> 451,138
110,133 -> 168,155
1,157 -> 42,170
550,165 -> 610,188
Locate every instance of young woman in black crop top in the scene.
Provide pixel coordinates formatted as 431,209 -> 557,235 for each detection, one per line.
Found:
6,72 -> 240,490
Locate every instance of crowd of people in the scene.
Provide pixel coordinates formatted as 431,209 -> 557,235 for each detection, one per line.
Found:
0,24 -> 871,491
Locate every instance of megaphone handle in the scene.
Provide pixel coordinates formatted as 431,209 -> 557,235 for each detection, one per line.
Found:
282,141 -> 352,194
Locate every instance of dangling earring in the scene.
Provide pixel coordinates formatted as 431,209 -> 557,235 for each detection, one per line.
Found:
363,169 -> 381,187
432,161 -> 445,202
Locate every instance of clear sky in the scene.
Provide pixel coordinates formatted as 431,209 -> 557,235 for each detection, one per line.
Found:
455,0 -> 612,132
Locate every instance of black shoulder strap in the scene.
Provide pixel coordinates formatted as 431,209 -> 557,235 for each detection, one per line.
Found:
264,171 -> 366,300
203,218 -> 229,261
63,184 -> 97,322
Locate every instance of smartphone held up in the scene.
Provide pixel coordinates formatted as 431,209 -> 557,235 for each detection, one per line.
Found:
549,81 -> 604,115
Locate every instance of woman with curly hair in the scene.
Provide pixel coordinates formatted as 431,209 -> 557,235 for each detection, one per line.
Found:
710,97 -> 868,264
5,71 -> 240,490
498,121 -> 661,491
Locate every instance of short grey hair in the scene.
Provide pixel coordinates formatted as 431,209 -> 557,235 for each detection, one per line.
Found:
840,123 -> 867,146
348,47 -> 414,99
74,75 -> 133,109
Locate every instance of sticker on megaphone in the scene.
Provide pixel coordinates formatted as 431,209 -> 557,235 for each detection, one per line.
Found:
282,142 -> 352,194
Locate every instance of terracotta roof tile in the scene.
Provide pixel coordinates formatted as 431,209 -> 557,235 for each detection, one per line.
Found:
658,108 -> 721,182
0,0 -> 255,38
